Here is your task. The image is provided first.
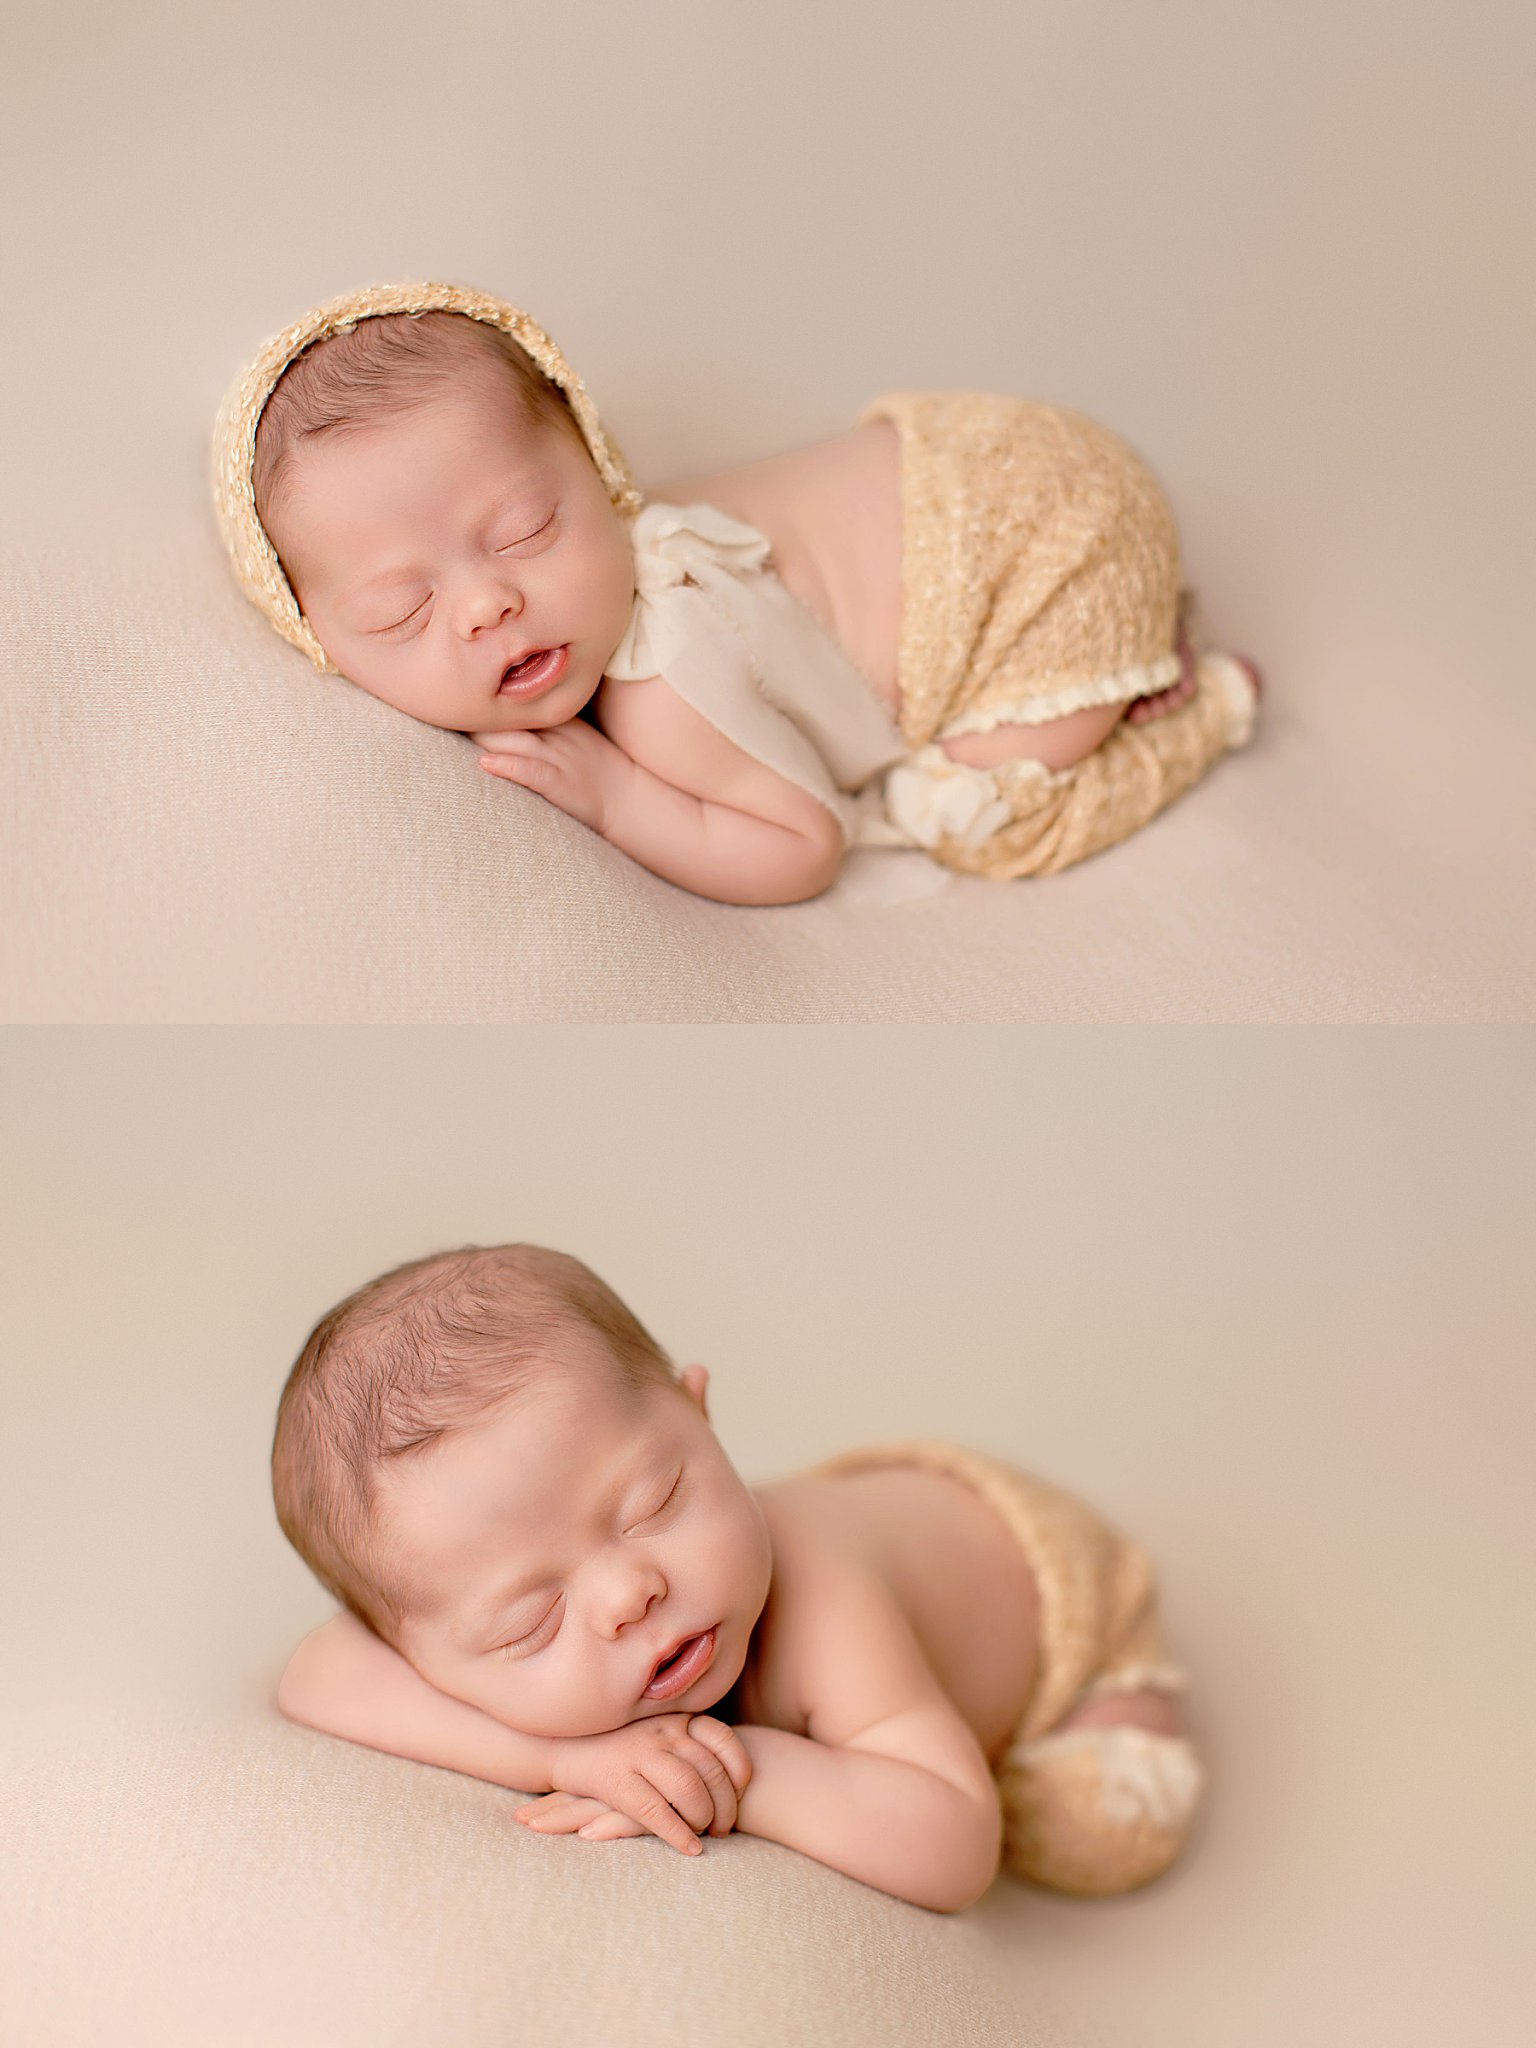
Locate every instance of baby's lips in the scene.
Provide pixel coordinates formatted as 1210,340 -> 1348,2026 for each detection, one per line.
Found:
640,1625 -> 718,1700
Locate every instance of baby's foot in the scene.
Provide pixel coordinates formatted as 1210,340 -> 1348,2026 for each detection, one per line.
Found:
1054,1686 -> 1186,1743
1124,627 -> 1200,725
1125,635 -> 1263,731
1123,673 -> 1197,724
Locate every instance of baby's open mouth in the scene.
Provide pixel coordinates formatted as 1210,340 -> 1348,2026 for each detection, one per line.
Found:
497,646 -> 569,697
643,1626 -> 718,1701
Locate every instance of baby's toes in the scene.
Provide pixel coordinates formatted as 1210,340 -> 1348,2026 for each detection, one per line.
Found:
1125,679 -> 1192,725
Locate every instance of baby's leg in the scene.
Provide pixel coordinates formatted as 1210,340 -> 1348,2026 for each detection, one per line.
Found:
939,620 -> 1258,769
939,698 -> 1131,775
1126,619 -> 1262,727
1053,1683 -> 1187,1743
914,647 -> 1259,880
999,1677 -> 1204,1897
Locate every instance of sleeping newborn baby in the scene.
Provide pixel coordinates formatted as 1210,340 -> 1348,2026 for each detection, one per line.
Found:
273,1243 -> 1204,1912
212,281 -> 1261,905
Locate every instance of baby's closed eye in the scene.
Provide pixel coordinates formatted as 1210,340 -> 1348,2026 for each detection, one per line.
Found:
374,597 -> 430,636
497,1596 -> 564,1658
626,1469 -> 684,1531
495,510 -> 557,552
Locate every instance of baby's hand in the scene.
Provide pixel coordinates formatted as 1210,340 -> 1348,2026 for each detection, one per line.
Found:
511,1795 -> 649,1843
520,1713 -> 751,1857
473,719 -> 632,836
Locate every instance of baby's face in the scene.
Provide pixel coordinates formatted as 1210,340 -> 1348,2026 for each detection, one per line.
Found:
274,371 -> 635,734
381,1347 -> 773,1740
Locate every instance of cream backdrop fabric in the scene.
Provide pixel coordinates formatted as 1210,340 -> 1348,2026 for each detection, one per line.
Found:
4,2 -> 1534,1021
3,1030 -> 1533,2048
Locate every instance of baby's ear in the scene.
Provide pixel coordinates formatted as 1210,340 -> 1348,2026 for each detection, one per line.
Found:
678,1364 -> 710,1419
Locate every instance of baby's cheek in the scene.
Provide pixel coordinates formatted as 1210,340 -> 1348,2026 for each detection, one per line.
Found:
504,1655 -> 608,1740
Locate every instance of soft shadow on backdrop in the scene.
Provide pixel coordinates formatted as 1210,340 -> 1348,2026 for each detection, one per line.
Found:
2,2 -> 1532,1018
3,1028 -> 1532,2044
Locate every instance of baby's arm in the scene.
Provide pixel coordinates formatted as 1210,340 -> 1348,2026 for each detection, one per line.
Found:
731,1719 -> 997,1913
278,1612 -> 556,1793
276,1613 -> 748,1849
569,1562 -> 1003,1912
474,678 -> 844,905
730,1569 -> 1003,1913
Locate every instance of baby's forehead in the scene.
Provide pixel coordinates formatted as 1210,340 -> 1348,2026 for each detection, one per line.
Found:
378,1363 -> 662,1509
271,397 -> 563,591
375,1374 -> 679,1598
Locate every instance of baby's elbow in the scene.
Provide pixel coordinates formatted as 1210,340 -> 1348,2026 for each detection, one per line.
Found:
276,1630 -> 339,1728
275,1660 -> 315,1729
763,814 -> 845,905
943,1842 -> 1004,1913
928,1834 -> 1003,1914
924,1794 -> 1005,1913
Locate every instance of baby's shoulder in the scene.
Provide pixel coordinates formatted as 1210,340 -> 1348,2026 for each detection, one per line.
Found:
754,1468 -> 878,1566
747,1476 -> 932,1740
753,1482 -> 921,1720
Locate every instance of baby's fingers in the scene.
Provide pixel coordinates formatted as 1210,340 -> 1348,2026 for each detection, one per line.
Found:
687,1717 -> 753,1801
480,752 -> 567,807
515,1796 -> 648,1844
674,1735 -> 741,1836
621,1770 -> 707,1856
577,1811 -> 649,1842
471,728 -> 544,756
514,1792 -> 609,1833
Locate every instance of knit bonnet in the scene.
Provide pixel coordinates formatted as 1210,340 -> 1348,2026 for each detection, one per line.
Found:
209,280 -> 641,674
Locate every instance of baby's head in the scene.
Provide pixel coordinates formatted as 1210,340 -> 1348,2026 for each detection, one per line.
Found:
273,1244 -> 772,1739
245,304 -> 636,734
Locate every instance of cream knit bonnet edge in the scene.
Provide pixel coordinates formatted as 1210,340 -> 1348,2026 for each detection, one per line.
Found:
209,280 -> 642,674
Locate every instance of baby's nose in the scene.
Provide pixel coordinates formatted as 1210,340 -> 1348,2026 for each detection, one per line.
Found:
459,578 -> 524,634
600,1564 -> 666,1636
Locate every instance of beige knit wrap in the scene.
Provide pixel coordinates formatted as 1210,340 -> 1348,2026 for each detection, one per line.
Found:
807,1438 -> 1203,1893
209,280 -> 641,675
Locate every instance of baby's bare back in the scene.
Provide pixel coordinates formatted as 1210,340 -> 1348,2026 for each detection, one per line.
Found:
644,421 -> 905,715
743,1461 -> 1040,1766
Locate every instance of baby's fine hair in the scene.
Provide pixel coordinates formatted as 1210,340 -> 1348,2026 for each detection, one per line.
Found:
272,1243 -> 675,1641
252,308 -> 578,553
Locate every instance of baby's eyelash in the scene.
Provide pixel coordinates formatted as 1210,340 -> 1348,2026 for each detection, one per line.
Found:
378,600 -> 428,636
633,1471 -> 684,1528
499,1596 -> 563,1658
496,512 -> 556,553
